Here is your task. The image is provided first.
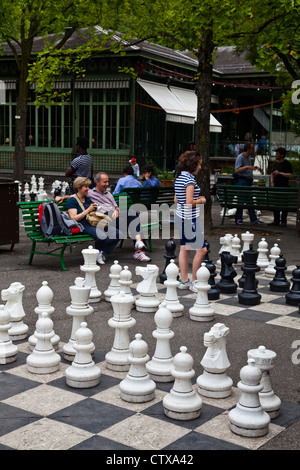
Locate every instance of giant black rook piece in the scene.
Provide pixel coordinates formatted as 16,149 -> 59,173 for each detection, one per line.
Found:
285,265 -> 300,306
269,255 -> 290,292
238,245 -> 261,306
216,251 -> 238,294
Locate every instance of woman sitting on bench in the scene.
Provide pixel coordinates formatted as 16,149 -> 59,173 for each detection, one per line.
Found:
66,177 -> 122,265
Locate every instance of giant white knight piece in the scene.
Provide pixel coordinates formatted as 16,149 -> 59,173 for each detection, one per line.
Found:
63,277 -> 94,362
197,323 -> 233,398
146,302 -> 174,382
105,290 -> 136,371
119,333 -> 156,403
29,281 -> 59,351
65,322 -> 101,388
163,346 -> 202,420
189,263 -> 215,322
247,345 -> 281,418
162,260 -> 184,318
228,358 -> 270,437
80,246 -> 101,303
1,282 -> 28,340
135,264 -> 160,313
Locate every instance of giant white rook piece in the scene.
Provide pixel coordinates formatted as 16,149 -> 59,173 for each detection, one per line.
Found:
257,238 -> 269,268
65,322 -> 101,388
197,323 -> 232,398
265,244 -> 281,277
81,245 -> 101,303
241,231 -> 254,254
135,264 -> 160,313
162,260 -> 184,317
146,302 -> 174,382
104,261 -> 122,301
26,312 -> 61,374
105,291 -> 136,371
29,281 -> 59,351
119,333 -> 156,403
1,282 -> 28,340
163,346 -> 202,420
63,277 -> 94,362
189,263 -> 215,322
228,358 -> 270,437
0,305 -> 18,364
247,345 -> 281,418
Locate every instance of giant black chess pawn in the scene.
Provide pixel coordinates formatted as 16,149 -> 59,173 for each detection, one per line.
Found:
269,255 -> 290,292
203,239 -> 212,264
206,261 -> 220,300
238,245 -> 261,306
159,238 -> 177,284
216,251 -> 238,294
286,265 -> 300,306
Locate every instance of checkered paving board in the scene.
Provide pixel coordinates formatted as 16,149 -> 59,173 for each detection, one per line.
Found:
1,265 -> 300,452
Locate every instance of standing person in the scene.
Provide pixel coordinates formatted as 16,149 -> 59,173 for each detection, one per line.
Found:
113,166 -> 142,194
234,142 -> 263,225
65,136 -> 92,192
129,157 -> 140,179
66,177 -> 122,265
142,165 -> 161,188
174,150 -> 207,293
88,172 -> 150,262
268,147 -> 293,227
257,134 -> 268,155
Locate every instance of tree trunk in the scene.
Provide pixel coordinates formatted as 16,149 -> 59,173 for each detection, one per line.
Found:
14,77 -> 30,182
195,28 -> 214,233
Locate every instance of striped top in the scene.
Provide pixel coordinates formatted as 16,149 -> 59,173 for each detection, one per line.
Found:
174,171 -> 200,219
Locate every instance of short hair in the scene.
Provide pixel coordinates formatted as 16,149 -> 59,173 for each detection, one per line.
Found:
177,151 -> 202,174
73,177 -> 91,192
76,136 -> 89,150
142,165 -> 154,174
275,147 -> 286,157
94,172 -> 108,182
123,166 -> 134,175
243,142 -> 251,152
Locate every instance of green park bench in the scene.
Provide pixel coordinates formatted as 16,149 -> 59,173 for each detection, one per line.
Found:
217,184 -> 299,225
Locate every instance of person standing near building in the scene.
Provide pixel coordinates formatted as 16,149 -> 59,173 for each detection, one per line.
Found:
268,147 -> 293,227
129,157 -> 140,179
174,150 -> 207,293
65,136 -> 92,192
234,142 -> 263,225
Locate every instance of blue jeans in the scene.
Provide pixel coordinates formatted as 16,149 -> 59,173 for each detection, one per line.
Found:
235,178 -> 258,223
81,220 -> 123,255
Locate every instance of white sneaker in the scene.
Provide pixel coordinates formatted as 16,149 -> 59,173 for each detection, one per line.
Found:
135,240 -> 146,250
178,280 -> 192,290
97,252 -> 105,265
189,281 -> 198,293
133,250 -> 151,262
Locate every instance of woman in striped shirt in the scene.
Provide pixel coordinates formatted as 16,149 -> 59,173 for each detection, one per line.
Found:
174,151 -> 207,293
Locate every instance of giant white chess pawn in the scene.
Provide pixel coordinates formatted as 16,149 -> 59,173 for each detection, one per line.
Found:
0,305 -> 18,364
228,358 -> 270,437
119,333 -> 156,403
1,282 -> 28,340
80,246 -> 101,303
231,234 -> 242,263
189,263 -> 215,322
26,312 -> 61,374
63,277 -> 94,362
197,323 -> 233,398
104,260 -> 122,301
247,345 -> 281,418
65,322 -> 101,388
163,346 -> 202,420
146,302 -> 174,382
265,244 -> 281,277
105,290 -> 136,371
119,266 -> 134,296
29,281 -> 60,351
257,238 -> 269,268
162,260 -> 184,318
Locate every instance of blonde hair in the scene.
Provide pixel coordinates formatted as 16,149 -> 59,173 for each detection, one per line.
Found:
73,177 -> 91,193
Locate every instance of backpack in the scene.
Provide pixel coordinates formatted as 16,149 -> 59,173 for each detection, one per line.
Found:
39,201 -> 72,238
